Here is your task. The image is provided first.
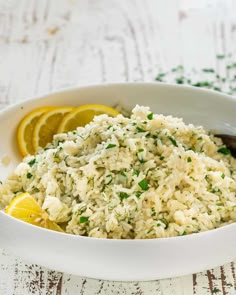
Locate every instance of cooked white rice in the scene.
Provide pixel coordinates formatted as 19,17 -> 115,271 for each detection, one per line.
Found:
1,105 -> 236,239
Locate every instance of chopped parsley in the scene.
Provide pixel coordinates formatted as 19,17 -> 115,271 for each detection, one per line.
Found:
187,157 -> 192,163
151,208 -> 156,216
155,73 -> 166,81
28,159 -> 36,167
120,171 -> 127,177
160,218 -> 169,229
217,147 -> 231,155
216,202 -> 223,206
26,172 -> 33,179
160,156 -> 165,160
54,147 -> 62,158
192,81 -> 213,87
202,68 -> 215,73
136,126 -> 146,133
221,173 -> 225,179
211,188 -> 221,194
79,216 -> 89,223
133,170 -> 140,177
216,54 -> 225,59
138,158 -> 146,164
147,112 -> 153,120
106,144 -> 116,149
136,149 -> 146,163
120,192 -> 129,200
212,287 -> 221,293
105,175 -> 113,185
135,191 -> 143,198
175,77 -> 184,84
138,179 -> 149,191
168,136 -> 178,147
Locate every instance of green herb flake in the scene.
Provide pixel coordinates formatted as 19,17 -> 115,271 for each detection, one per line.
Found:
213,86 -> 221,92
160,218 -> 169,229
138,148 -> 144,153
160,156 -> 165,160
120,192 -> 129,200
168,136 -> 178,147
221,173 -> 225,179
79,216 -> 89,223
212,287 -> 220,293
151,208 -> 156,216
106,144 -> 116,149
120,171 -> 127,177
107,125 -> 112,130
26,172 -> 33,179
217,147 -> 231,155
135,191 -> 143,198
155,73 -> 166,81
192,81 -> 212,87
175,77 -> 184,84
136,126 -> 146,133
211,188 -> 220,194
133,170 -> 140,177
105,175 -> 113,185
138,178 -> 149,191
57,140 -> 65,145
187,157 -> 192,163
138,158 -> 146,164
216,202 -> 223,206
216,54 -> 225,59
202,68 -> 215,73
147,112 -> 153,120
181,231 -> 187,236
28,159 -> 36,167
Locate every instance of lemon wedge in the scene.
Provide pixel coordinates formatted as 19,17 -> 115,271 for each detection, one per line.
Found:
17,107 -> 54,157
57,104 -> 119,133
32,107 -> 73,151
5,193 -> 63,232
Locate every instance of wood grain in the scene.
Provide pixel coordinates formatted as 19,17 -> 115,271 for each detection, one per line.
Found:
1,0 -> 236,294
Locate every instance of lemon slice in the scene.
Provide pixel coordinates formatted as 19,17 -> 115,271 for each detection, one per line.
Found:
57,104 -> 119,133
17,107 -> 54,157
33,107 -> 73,151
5,193 -> 63,232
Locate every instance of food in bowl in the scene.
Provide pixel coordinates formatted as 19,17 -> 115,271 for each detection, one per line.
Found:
1,105 -> 236,239
17,104 -> 119,156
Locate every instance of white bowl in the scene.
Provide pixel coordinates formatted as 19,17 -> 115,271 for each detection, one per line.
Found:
0,82 -> 236,281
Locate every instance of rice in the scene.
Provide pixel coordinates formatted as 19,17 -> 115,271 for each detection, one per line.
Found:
1,105 -> 236,239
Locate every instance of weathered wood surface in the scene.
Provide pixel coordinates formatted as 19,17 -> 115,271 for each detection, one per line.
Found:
1,0 -> 236,294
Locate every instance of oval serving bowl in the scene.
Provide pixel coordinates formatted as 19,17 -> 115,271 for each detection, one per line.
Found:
0,82 -> 236,281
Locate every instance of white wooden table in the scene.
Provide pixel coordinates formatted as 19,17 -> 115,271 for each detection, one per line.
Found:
1,0 -> 236,294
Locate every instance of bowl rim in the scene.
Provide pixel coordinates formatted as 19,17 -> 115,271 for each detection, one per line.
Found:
1,211 -> 236,243
1,81 -> 236,243
1,81 -> 236,117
